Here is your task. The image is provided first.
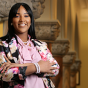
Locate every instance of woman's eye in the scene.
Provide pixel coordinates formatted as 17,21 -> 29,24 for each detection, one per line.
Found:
15,15 -> 19,17
25,15 -> 29,17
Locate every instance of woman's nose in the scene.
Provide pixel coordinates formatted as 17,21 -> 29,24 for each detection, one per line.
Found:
19,16 -> 25,22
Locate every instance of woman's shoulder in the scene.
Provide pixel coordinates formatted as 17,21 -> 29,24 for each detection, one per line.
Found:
31,39 -> 47,46
0,36 -> 7,46
0,35 -> 8,41
0,35 -> 9,46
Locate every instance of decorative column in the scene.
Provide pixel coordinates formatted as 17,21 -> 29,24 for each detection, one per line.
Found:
70,59 -> 81,88
63,51 -> 76,88
51,39 -> 69,88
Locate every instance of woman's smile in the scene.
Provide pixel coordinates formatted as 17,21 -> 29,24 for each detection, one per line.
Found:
18,23 -> 26,27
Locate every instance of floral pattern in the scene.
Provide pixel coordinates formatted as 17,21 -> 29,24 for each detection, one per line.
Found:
14,84 -> 24,88
42,78 -> 55,88
0,38 -> 27,88
0,52 -> 6,64
32,39 -> 60,77
0,37 -> 58,88
2,69 -> 14,82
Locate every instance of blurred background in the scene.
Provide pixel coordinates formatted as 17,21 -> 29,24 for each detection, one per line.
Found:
0,0 -> 88,88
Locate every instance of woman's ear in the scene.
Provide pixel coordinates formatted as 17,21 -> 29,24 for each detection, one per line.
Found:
11,23 -> 13,25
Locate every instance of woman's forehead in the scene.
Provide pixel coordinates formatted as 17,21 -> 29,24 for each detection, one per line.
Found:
17,5 -> 28,13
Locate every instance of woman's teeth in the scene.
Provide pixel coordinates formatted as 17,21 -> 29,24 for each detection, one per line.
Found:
19,24 -> 25,26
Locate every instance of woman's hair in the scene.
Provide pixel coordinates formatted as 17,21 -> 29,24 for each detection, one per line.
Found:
6,3 -> 36,43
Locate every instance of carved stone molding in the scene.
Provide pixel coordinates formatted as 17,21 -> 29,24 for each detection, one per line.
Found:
63,51 -> 76,65
35,20 -> 61,40
51,39 -> 69,56
70,59 -> 81,72
0,0 -> 45,19
32,0 -> 45,19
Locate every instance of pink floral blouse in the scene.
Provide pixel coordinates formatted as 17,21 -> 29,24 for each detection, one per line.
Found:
16,35 -> 45,88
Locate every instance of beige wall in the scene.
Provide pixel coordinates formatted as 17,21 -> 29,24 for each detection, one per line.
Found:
77,22 -> 88,88
0,22 -> 3,37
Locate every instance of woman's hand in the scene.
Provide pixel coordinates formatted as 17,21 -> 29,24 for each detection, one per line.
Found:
38,60 -> 57,74
1,55 -> 11,73
1,56 -> 32,73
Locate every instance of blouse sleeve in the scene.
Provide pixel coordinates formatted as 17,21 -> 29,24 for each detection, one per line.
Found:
0,44 -> 27,82
38,45 -> 60,77
32,39 -> 60,77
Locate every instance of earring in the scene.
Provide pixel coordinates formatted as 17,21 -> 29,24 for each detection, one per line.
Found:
11,23 -> 13,25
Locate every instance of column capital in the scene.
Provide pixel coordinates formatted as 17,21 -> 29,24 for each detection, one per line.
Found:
51,39 -> 69,56
63,51 -> 76,65
35,20 -> 61,40
32,0 -> 45,19
70,59 -> 81,72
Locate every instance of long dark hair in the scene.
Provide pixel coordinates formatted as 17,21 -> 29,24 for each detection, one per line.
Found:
4,3 -> 36,43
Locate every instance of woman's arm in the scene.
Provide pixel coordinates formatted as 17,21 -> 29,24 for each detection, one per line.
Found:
0,55 -> 57,81
1,56 -> 57,76
1,56 -> 36,75
32,39 -> 60,77
0,40 -> 57,82
0,43 -> 27,81
25,60 -> 56,76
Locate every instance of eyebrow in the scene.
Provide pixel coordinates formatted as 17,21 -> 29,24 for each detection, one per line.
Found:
16,13 -> 29,14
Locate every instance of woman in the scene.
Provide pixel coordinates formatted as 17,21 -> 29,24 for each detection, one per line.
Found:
0,3 -> 59,88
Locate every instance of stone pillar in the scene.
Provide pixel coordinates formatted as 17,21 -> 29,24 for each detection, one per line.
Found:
63,51 -> 76,88
70,59 -> 81,88
51,39 -> 69,88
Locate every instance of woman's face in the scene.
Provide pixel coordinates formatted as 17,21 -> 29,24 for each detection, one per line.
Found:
12,5 -> 31,35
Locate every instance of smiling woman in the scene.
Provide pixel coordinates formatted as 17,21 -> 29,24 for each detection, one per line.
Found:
12,6 -> 31,37
0,3 -> 59,88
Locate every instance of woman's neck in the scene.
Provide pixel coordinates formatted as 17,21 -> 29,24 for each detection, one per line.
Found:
16,33 -> 28,42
